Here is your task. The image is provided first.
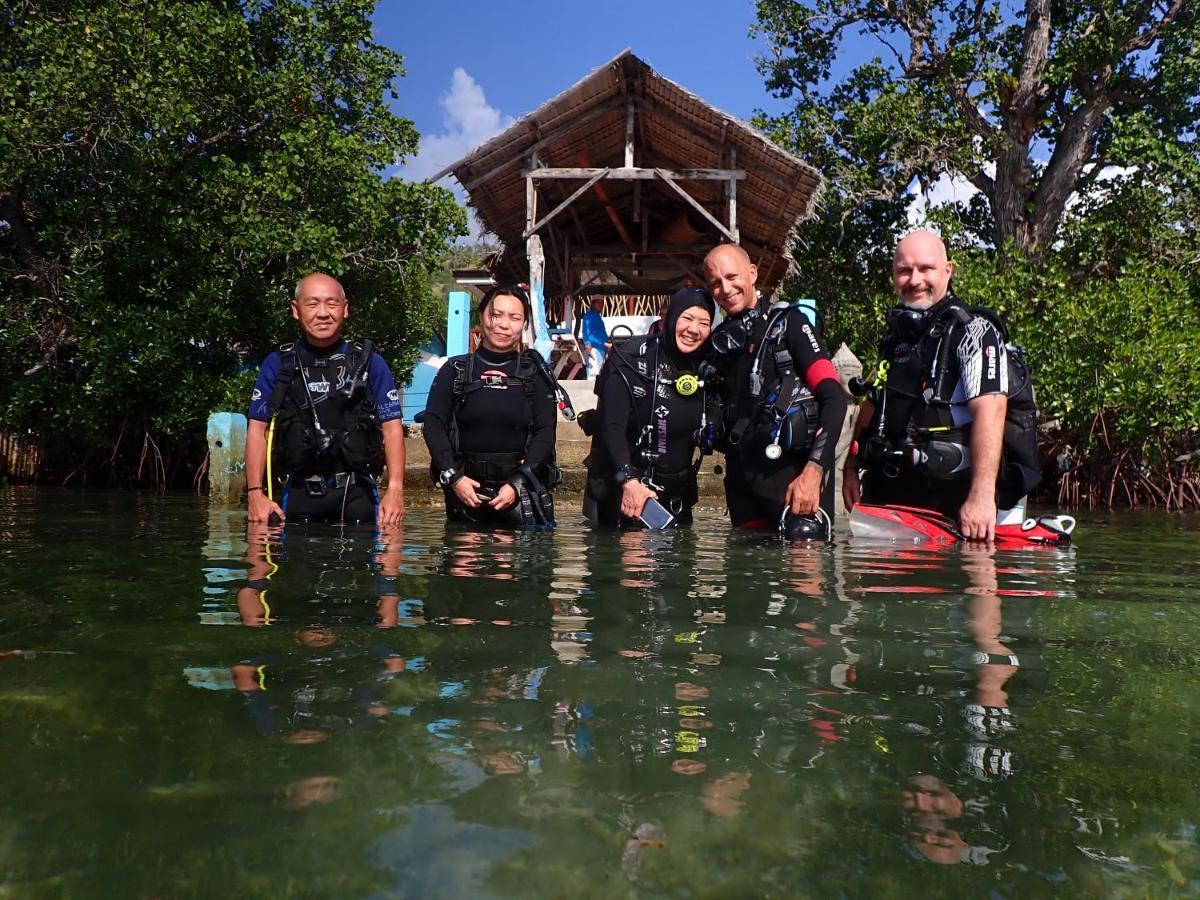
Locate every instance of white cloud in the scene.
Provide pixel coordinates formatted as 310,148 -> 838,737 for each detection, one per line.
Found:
906,170 -> 987,228
907,162 -> 1139,228
396,68 -> 514,184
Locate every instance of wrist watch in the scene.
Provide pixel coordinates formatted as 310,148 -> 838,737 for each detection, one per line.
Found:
614,465 -> 636,485
438,468 -> 459,487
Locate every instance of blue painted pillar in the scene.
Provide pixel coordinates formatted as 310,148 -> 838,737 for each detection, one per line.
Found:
527,234 -> 552,359
796,297 -> 818,329
447,291 -> 471,357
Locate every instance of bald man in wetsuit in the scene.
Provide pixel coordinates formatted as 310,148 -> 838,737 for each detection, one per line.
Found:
703,244 -> 847,540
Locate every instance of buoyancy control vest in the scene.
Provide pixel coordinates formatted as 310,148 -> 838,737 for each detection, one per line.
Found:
270,340 -> 383,477
863,297 -> 1041,504
584,335 -> 715,500
716,302 -> 820,458
444,349 -> 561,486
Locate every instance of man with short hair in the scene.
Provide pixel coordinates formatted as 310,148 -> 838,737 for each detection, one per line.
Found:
703,244 -> 846,540
842,231 -> 1035,542
245,272 -> 405,525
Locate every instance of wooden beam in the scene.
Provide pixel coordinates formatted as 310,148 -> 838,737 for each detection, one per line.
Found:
569,238 -> 778,257
525,173 -> 535,234
523,167 -> 746,181
654,169 -> 737,243
578,151 -> 635,247
624,96 -> 635,168
523,169 -> 608,238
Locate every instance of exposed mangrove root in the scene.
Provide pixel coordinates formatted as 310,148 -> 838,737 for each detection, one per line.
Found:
192,451 -> 209,494
137,428 -> 167,488
1048,418 -> 1200,511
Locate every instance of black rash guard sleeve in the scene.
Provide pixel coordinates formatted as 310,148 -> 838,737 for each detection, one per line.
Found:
809,378 -> 847,469
421,362 -> 459,473
522,372 -> 558,474
599,368 -> 637,472
783,310 -> 847,470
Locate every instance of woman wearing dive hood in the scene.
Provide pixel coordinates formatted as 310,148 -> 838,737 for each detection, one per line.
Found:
583,286 -> 718,528
421,285 -> 560,529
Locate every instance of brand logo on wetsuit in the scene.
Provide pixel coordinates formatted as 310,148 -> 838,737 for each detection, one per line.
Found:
386,389 -> 401,401
480,369 -> 508,389
307,380 -> 330,394
251,388 -> 262,401
801,323 -> 821,354
985,345 -> 997,381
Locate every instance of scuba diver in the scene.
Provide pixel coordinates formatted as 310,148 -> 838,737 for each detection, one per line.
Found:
421,284 -> 566,529
701,244 -> 847,542
842,231 -> 1042,543
245,272 -> 405,526
582,287 -> 718,528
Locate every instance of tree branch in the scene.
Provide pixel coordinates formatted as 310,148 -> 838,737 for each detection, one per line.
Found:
1122,0 -> 1185,53
1029,96 -> 1113,248
1013,0 -> 1052,114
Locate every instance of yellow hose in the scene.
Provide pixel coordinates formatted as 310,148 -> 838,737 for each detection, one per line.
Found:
266,417 -> 277,503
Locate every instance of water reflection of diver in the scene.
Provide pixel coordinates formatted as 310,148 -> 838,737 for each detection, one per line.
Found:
582,287 -> 718,528
236,522 -> 419,630
228,626 -> 421,738
901,773 -> 1005,866
421,285 -> 568,530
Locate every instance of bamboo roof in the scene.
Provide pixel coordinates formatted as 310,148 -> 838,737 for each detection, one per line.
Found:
431,50 -> 823,297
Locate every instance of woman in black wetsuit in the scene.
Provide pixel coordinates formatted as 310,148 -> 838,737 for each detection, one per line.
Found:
584,287 -> 717,528
421,285 -> 559,528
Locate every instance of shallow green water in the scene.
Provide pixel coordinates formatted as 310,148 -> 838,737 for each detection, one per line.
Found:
2,488 -> 1200,898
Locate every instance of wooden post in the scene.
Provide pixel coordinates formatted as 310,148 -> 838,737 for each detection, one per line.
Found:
624,95 -> 635,168
727,146 -> 739,244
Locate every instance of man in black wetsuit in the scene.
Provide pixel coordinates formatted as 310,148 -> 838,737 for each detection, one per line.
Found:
702,244 -> 847,540
420,285 -> 559,529
841,231 -> 1040,543
245,272 -> 405,526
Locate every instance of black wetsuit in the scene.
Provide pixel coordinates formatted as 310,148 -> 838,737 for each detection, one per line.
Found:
422,346 -> 557,528
711,302 -> 847,527
584,288 -> 717,528
859,295 -> 1038,516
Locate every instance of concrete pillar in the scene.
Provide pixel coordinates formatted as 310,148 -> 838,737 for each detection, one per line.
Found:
207,412 -> 247,504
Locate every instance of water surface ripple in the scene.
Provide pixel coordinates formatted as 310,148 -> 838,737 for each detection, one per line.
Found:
2,488 -> 1199,897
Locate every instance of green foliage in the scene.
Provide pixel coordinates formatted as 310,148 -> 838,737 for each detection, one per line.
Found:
754,0 -> 1200,255
0,0 -> 466,479
755,1 -> 1200,505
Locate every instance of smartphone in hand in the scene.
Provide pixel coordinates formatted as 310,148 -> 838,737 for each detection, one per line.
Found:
639,498 -> 675,530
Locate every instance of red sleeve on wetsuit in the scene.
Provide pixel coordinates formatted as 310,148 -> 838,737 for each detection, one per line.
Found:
803,357 -> 839,392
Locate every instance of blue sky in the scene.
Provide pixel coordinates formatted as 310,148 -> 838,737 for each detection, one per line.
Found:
378,0 -> 809,182
374,1 -> 978,225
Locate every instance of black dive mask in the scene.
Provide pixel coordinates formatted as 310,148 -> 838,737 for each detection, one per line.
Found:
711,319 -> 751,357
885,305 -> 930,343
